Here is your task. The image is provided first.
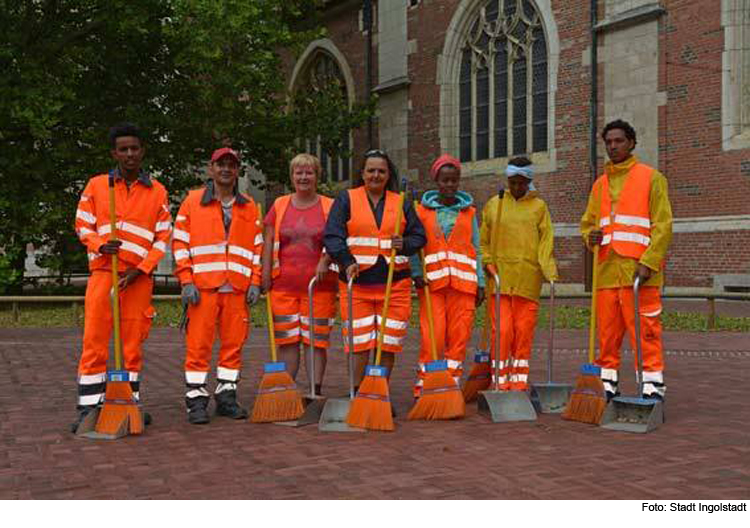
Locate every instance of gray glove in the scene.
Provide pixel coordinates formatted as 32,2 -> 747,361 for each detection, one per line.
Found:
246,285 -> 261,306
181,283 -> 200,309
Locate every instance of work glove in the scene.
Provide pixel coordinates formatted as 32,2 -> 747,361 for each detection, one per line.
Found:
246,285 -> 261,306
181,283 -> 200,309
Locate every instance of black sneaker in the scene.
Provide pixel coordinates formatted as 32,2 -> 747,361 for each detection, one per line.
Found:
215,390 -> 248,420
186,396 -> 210,425
70,405 -> 97,434
606,391 -> 620,404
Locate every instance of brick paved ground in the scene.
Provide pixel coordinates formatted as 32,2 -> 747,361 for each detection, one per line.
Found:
0,325 -> 748,499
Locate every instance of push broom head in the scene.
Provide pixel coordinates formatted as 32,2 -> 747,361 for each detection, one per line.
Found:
408,360 -> 465,420
95,370 -> 143,437
462,352 -> 491,403
561,364 -> 607,424
346,365 -> 394,431
251,362 -> 304,423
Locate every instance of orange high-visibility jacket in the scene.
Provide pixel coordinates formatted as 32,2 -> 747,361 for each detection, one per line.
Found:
75,172 -> 172,274
172,186 -> 262,292
346,186 -> 409,273
596,163 -> 652,262
416,204 -> 478,295
270,194 -> 339,278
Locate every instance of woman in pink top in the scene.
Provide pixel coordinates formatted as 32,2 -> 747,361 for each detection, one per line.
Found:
261,154 -> 338,394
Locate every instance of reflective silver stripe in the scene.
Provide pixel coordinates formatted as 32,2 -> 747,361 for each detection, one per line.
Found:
215,382 -> 237,394
612,231 -> 650,246
426,268 -> 450,281
80,195 -> 90,202
98,221 -> 154,242
273,241 -> 280,251
383,334 -> 405,346
599,217 -> 611,227
252,254 -> 261,266
174,249 -> 191,261
155,221 -> 172,232
492,360 -> 509,369
642,371 -> 664,384
228,245 -> 253,261
300,329 -> 331,341
217,367 -> 240,382
347,237 -> 379,247
76,209 -> 96,224
642,383 -> 665,397
351,315 -> 376,329
227,262 -> 251,277
447,359 -> 463,370
447,251 -> 477,268
176,215 -> 187,222
128,371 -> 140,382
491,375 -> 509,384
173,229 -> 190,243
254,234 -> 264,246
603,381 -> 618,394
354,255 -> 378,266
77,227 -> 95,237
153,241 -> 166,252
512,373 -> 529,383
641,307 -> 662,317
601,368 -> 618,381
186,388 -> 210,399
191,243 -> 226,256
380,239 -> 392,250
185,371 -> 208,385
273,314 -> 300,323
275,328 -> 300,339
78,394 -> 104,406
424,251 -> 446,265
300,316 -> 334,327
615,214 -> 650,229
513,359 -> 530,368
78,373 -> 106,385
426,267 -> 477,283
416,362 -> 426,372
601,234 -> 612,245
352,331 -> 377,344
120,240 -> 149,258
88,252 -> 101,261
194,262 -> 227,274
376,316 -> 408,330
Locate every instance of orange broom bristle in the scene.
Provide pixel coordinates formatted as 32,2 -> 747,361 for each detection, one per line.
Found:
95,381 -> 139,436
346,375 -> 394,431
251,371 -> 304,423
562,372 -> 607,424
462,362 -> 491,403
408,371 -> 465,420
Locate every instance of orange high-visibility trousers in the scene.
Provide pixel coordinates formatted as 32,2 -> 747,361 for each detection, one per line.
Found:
184,289 -> 249,393
339,279 -> 411,354
77,270 -> 155,407
270,289 -> 337,349
488,294 -> 539,390
596,286 -> 665,398
414,286 -> 475,396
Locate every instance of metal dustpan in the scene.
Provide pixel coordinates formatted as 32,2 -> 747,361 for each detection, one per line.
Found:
319,276 -> 365,432
600,276 -> 664,433
530,282 -> 572,413
478,271 -> 537,422
276,277 -> 327,427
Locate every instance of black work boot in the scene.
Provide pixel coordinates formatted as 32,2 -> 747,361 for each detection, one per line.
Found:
215,390 -> 248,419
186,396 -> 210,425
70,405 -> 98,434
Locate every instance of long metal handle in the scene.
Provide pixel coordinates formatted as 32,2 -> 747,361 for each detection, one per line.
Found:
347,275 -> 356,400
307,276 -> 317,399
633,275 -> 644,397
492,271 -> 501,392
548,281 -> 555,384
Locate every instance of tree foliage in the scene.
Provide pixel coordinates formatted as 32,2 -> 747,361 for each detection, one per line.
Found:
0,0 -> 370,292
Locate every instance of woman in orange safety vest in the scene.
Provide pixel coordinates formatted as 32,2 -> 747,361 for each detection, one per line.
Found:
323,150 -> 426,399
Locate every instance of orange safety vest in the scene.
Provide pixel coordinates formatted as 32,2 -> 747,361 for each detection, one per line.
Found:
75,173 -> 172,273
346,186 -> 409,273
417,204 -> 478,295
270,194 -> 339,279
597,163 -> 653,261
173,188 -> 262,291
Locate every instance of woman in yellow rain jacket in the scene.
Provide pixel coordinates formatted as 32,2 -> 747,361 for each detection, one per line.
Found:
480,156 -> 557,391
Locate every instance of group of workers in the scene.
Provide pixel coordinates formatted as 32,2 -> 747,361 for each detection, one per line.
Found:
71,118 -> 672,431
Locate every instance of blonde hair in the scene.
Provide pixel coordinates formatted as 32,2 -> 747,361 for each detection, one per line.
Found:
289,153 -> 322,179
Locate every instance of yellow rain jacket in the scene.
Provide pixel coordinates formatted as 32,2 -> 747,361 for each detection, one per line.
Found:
580,156 -> 673,288
480,190 -> 558,301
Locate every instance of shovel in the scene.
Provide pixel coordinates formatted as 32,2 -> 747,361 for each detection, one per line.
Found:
275,276 -> 327,426
530,281 -> 573,413
477,270 -> 538,422
318,275 -> 365,432
600,275 -> 664,433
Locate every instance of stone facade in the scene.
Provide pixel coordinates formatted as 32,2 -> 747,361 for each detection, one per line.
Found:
281,0 -> 750,292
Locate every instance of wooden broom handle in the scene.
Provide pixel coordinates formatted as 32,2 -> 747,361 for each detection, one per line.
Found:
108,176 -> 123,371
415,201 -> 438,362
374,190 -> 405,366
588,186 -> 603,364
258,204 -> 277,362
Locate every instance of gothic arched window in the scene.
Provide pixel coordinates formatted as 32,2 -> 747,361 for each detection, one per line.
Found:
458,0 -> 548,162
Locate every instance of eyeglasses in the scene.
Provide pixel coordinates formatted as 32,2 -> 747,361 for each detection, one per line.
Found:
364,148 -> 387,158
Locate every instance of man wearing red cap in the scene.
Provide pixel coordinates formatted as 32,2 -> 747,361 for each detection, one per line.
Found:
410,154 -> 485,397
172,147 -> 263,424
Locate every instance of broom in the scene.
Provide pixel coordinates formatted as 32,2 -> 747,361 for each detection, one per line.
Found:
94,172 -> 144,437
345,189 -> 406,431
407,237 -> 465,420
462,302 -> 491,402
252,206 -> 305,423
562,200 -> 606,424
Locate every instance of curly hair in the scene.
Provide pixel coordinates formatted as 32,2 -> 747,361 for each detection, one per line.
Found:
108,123 -> 143,148
601,119 -> 637,146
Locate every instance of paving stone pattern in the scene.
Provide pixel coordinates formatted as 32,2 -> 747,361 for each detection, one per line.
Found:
0,326 -> 748,499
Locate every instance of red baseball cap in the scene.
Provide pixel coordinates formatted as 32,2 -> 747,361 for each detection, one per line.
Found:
211,147 -> 240,163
